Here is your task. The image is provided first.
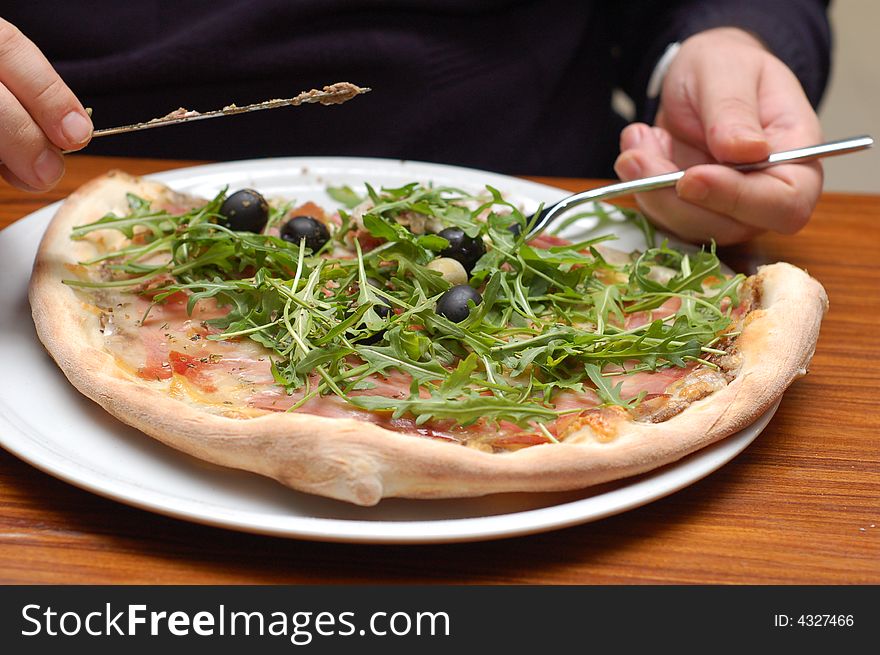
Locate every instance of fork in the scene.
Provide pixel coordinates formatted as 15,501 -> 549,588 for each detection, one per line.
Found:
526,134 -> 874,238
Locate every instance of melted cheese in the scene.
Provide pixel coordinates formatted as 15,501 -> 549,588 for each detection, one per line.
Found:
74,224 -> 739,451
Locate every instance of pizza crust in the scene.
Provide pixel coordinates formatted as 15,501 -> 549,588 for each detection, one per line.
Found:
29,172 -> 828,505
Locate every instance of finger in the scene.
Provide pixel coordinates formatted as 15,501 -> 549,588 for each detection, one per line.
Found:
616,123 -> 677,180
0,83 -> 64,190
0,163 -> 43,192
615,131 -> 763,245
697,57 -> 771,164
0,18 -> 92,151
676,161 -> 822,234
621,153 -> 763,244
754,62 -> 824,150
620,123 -> 712,170
619,122 -> 650,152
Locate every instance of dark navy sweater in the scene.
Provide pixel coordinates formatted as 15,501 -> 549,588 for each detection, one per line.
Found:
3,0 -> 830,176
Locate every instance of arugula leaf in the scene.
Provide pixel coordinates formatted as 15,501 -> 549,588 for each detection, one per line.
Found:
584,363 -> 643,408
591,284 -> 624,335
68,180 -> 742,429
326,185 -> 364,208
349,393 -> 560,427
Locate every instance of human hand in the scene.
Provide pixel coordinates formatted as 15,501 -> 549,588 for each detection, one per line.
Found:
614,27 -> 823,245
0,18 -> 92,192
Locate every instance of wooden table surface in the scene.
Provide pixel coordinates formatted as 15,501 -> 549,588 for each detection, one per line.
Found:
0,155 -> 877,584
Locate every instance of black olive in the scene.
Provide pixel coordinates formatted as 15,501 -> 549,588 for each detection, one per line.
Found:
349,278 -> 391,343
436,284 -> 482,323
350,302 -> 391,344
366,278 -> 391,318
280,216 -> 331,252
508,222 -> 522,237
438,227 -> 486,274
218,189 -> 269,232
356,330 -> 384,345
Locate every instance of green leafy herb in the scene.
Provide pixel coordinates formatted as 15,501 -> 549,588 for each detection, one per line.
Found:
326,185 -> 364,209
64,181 -> 743,433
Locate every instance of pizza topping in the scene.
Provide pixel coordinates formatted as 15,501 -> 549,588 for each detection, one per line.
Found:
708,337 -> 743,380
280,215 -> 331,252
149,107 -> 200,123
437,227 -> 486,273
168,350 -> 218,392
553,406 -> 629,442
425,257 -> 469,286
64,181 -> 747,447
630,394 -> 688,423
435,285 -> 483,323
665,366 -> 728,402
218,189 -> 270,233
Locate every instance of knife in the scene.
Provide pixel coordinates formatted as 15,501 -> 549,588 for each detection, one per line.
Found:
72,82 -> 369,144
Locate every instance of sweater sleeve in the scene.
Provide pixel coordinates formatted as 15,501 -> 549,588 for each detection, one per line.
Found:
608,0 -> 831,122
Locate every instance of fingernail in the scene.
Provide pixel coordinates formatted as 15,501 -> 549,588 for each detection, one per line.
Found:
615,154 -> 642,180
678,177 -> 709,201
631,126 -> 644,145
34,149 -> 64,186
730,128 -> 770,156
61,111 -> 92,145
622,124 -> 643,148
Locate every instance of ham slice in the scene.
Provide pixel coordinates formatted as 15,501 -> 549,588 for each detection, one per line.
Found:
92,209 -> 722,451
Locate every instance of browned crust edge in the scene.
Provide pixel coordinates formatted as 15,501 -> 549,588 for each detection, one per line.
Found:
28,172 -> 829,505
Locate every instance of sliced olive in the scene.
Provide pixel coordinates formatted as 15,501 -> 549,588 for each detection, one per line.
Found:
218,189 -> 269,232
280,216 -> 330,252
436,284 -> 482,323
438,227 -> 485,274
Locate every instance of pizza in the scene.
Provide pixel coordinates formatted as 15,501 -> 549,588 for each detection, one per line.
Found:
28,170 -> 828,505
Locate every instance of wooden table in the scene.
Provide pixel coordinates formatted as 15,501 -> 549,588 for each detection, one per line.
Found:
0,155 -> 877,584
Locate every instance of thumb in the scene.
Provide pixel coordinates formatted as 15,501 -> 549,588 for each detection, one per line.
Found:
698,61 -> 770,164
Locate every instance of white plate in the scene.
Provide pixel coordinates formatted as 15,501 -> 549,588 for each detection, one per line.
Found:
0,157 -> 776,544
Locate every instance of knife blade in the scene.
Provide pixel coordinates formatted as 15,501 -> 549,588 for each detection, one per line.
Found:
81,82 -> 370,140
